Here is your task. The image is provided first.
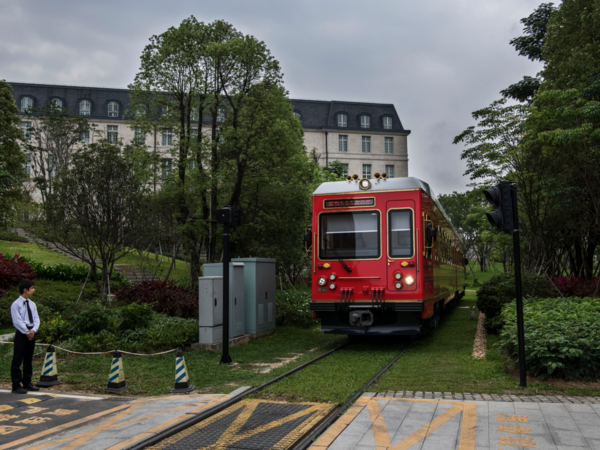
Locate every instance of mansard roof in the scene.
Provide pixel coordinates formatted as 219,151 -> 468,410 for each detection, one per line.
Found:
9,82 -> 409,133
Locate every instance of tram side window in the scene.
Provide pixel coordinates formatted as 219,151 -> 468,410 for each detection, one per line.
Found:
319,211 -> 380,259
388,210 -> 413,258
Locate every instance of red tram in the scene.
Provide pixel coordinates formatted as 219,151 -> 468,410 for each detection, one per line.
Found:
306,175 -> 466,336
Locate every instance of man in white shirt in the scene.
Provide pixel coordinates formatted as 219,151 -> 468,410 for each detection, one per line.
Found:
10,280 -> 41,394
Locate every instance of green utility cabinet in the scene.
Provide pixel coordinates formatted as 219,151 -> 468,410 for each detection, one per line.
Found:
202,263 -> 245,338
232,258 -> 276,335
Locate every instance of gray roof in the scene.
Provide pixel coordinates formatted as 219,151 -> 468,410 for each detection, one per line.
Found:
8,82 -> 409,133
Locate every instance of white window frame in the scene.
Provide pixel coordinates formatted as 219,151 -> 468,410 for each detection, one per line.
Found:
80,100 -> 91,116
21,97 -> 33,112
293,111 -> 301,120
362,164 -> 372,179
385,137 -> 394,154
191,107 -> 199,122
339,135 -> 348,152
51,98 -> 63,108
217,107 -> 226,123
107,125 -> 118,144
108,102 -> 119,118
162,159 -> 172,179
360,115 -> 370,129
21,121 -> 32,141
341,163 -> 349,177
338,114 -> 347,128
81,128 -> 90,144
383,116 -> 392,130
134,127 -> 145,145
362,136 -> 371,153
162,128 -> 173,146
385,165 -> 394,178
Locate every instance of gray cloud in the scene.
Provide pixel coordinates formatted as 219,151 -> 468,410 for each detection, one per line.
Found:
0,0 -> 544,195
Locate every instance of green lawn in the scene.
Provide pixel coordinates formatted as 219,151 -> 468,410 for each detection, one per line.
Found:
0,326 -> 346,396
0,240 -> 84,266
373,291 -> 600,397
114,251 -> 190,284
466,260 -> 504,288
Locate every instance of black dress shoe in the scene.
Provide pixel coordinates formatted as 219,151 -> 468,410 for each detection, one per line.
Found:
24,383 -> 40,391
11,387 -> 28,394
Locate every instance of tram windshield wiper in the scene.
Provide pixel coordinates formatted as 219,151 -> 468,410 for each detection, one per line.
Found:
324,233 -> 352,273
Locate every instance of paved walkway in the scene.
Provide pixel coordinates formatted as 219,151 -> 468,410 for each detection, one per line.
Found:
0,387 -> 250,450
311,392 -> 600,450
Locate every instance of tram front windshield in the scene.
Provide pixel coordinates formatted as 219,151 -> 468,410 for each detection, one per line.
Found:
319,211 -> 380,259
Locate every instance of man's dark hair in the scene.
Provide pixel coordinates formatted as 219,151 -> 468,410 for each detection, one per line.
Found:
18,280 -> 35,295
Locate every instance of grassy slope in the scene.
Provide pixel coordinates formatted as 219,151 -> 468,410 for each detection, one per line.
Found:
466,261 -> 504,287
0,240 -> 189,284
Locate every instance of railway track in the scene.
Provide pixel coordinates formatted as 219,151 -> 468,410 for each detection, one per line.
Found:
129,340 -> 412,450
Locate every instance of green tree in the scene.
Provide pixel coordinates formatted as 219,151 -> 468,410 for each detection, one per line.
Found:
0,80 -> 27,227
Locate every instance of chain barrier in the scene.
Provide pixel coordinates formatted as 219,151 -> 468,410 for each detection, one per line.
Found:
0,341 -> 178,356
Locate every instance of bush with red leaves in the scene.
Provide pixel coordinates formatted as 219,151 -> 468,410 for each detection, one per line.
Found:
0,253 -> 37,289
114,280 -> 197,318
552,276 -> 598,297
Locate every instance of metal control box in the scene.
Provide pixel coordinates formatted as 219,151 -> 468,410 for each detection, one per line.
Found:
202,263 -> 245,338
198,277 -> 223,327
232,258 -> 276,335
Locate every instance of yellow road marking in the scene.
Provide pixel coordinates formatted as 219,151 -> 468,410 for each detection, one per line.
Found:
311,396 -> 371,449
392,404 -> 464,450
367,399 -> 391,448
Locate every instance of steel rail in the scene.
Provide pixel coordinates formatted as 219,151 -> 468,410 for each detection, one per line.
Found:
292,341 -> 413,450
127,342 -> 350,450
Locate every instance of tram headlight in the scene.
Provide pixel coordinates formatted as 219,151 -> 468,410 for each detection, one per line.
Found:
318,277 -> 327,286
329,273 -> 336,281
405,275 -> 415,286
394,272 -> 402,280
329,283 -> 336,290
395,282 -> 403,290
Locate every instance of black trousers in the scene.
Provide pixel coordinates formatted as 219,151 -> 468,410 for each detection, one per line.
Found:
11,330 -> 35,388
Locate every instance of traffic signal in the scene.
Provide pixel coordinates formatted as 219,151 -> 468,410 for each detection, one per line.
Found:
216,206 -> 242,227
483,181 -> 515,233
232,208 -> 242,227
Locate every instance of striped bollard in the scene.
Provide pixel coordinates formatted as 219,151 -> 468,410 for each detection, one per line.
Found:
36,345 -> 61,387
171,348 -> 195,393
104,350 -> 128,393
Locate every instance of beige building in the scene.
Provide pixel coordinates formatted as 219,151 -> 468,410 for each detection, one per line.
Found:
11,84 -> 410,181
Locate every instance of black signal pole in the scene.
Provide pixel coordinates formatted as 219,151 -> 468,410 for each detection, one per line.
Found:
511,185 -> 527,387
221,219 -> 232,365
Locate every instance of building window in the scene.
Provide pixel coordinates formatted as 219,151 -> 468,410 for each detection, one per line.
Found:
81,127 -> 90,143
341,163 -> 348,177
362,164 -> 371,179
293,110 -> 301,120
337,114 -> 347,128
362,136 -> 371,153
360,115 -> 370,129
21,97 -> 33,112
107,125 -> 118,143
48,155 -> 55,180
25,155 -> 31,176
80,100 -> 91,116
385,137 -> 394,154
134,127 -> 145,145
191,128 -> 199,139
383,116 -> 392,130
20,121 -> 32,141
108,102 -> 119,118
162,128 -> 173,146
339,135 -> 348,152
217,107 -> 226,123
189,160 -> 197,170
50,99 -> 63,108
135,105 -> 146,118
162,159 -> 172,179
385,165 -> 395,178
191,107 -> 199,122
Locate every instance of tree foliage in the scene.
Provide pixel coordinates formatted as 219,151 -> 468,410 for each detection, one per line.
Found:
0,80 -> 27,226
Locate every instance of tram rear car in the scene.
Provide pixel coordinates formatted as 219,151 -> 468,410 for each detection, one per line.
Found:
308,176 -> 466,336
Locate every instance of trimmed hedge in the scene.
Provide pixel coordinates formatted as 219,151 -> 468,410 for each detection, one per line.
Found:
276,290 -> 317,328
476,272 -> 557,333
499,297 -> 600,381
114,280 -> 197,318
30,261 -> 125,283
0,230 -> 28,243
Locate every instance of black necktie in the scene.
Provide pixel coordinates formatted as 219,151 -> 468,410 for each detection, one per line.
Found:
25,300 -> 33,325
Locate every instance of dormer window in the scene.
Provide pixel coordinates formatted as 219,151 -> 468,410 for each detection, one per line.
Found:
50,99 -> 63,108
337,114 -> 347,128
360,115 -> 370,129
108,102 -> 119,118
383,116 -> 392,130
217,107 -> 226,123
191,107 -> 199,122
293,110 -> 301,120
21,97 -> 33,112
80,100 -> 91,116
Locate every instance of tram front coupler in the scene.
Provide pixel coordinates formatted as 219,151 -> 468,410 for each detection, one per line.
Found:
349,310 -> 374,327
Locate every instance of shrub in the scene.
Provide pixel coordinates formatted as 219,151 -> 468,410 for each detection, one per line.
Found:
30,261 -> 126,283
114,280 -> 197,318
499,297 -> 600,380
67,330 -> 121,353
72,305 -> 111,335
275,289 -> 317,328
119,303 -> 154,330
551,276 -> 598,297
0,253 -> 36,289
36,317 -> 70,344
476,272 -> 557,332
0,230 -> 28,243
145,314 -> 198,350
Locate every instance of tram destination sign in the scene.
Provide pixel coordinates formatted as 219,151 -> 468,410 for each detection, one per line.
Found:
324,198 -> 375,208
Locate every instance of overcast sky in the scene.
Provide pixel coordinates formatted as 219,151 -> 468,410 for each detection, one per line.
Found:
0,0 -> 545,196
